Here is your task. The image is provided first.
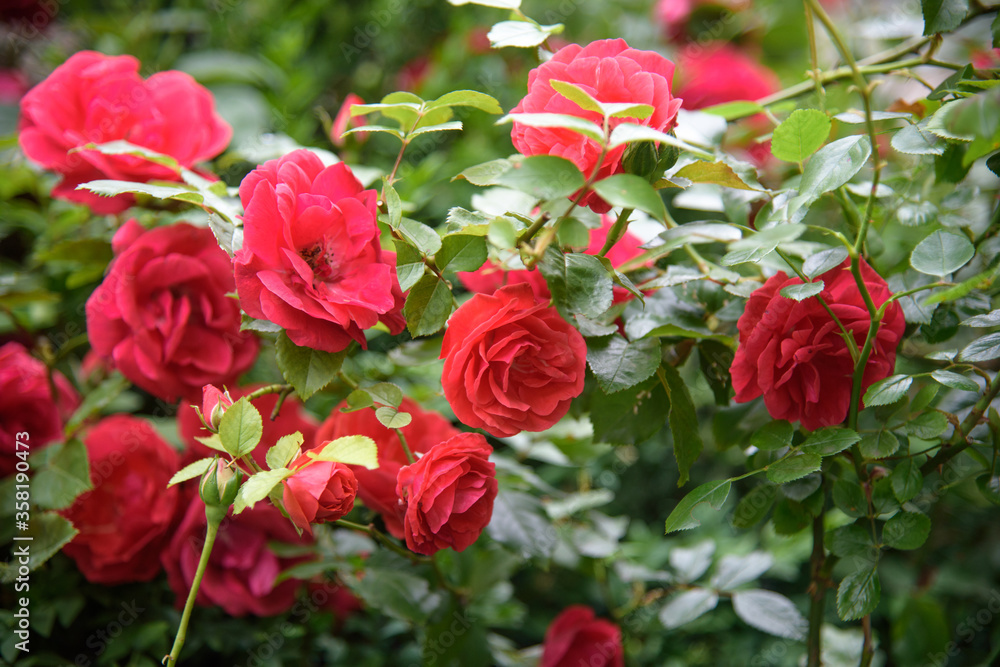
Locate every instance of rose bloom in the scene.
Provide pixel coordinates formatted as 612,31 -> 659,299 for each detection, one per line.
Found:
18,51 -> 231,214
331,93 -> 367,146
396,432 -> 497,555
510,38 -> 682,213
163,498 -> 311,617
282,453 -> 358,534
441,283 -> 587,437
0,342 -> 79,476
234,149 -> 405,353
86,219 -> 258,403
178,384 -> 319,467
60,415 -> 181,584
458,214 -> 649,304
315,397 -> 459,539
540,606 -> 624,667
730,259 -> 905,431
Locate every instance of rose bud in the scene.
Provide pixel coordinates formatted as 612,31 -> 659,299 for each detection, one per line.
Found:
282,453 -> 358,535
200,384 -> 234,432
199,458 -> 243,508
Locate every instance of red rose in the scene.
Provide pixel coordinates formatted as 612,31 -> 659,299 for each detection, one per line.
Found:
395,432 -> 497,555
0,342 -> 79,476
18,51 -> 231,214
60,415 -> 180,584
314,397 -> 459,539
331,93 -> 367,146
510,39 -> 682,213
282,453 -> 358,534
163,498 -> 310,617
234,150 -> 405,353
86,219 -> 258,402
200,384 -> 234,431
441,283 -> 587,437
179,384 -> 319,467
540,605 -> 624,667
730,259 -> 905,431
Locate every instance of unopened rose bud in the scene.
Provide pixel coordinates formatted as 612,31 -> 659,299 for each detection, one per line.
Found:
201,385 -> 234,432
199,458 -> 242,508
622,141 -> 679,183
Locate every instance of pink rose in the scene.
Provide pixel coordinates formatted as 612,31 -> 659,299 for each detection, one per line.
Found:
511,39 -> 682,213
200,384 -> 234,431
441,284 -> 587,437
86,219 -> 259,402
18,51 -> 231,213
540,606 -> 624,667
676,43 -> 780,111
282,453 -> 358,534
331,93 -> 367,146
162,498 -> 311,617
60,415 -> 181,584
234,150 -> 405,353
0,342 -> 79,476
396,432 -> 497,555
314,397 -> 460,539
730,259 -> 905,430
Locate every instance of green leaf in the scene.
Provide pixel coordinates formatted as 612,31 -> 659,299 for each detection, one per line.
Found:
498,112 -> 604,143
910,229 -> 975,277
375,406 -> 413,429
659,589 -> 719,629
700,100 -> 765,120
732,589 -> 807,640
659,364 -> 704,487
309,435 -> 379,469
64,373 -> 131,437
436,234 -> 488,273
883,511 -> 931,550
267,432 -> 304,470
977,473 -> 1000,505
409,120 -> 463,136
395,241 -> 426,292
398,218 -> 443,255
422,597 -> 491,667
487,19 -> 562,48
780,281 -> 825,301
892,458 -> 924,503
921,0 -> 969,35
863,375 -> 913,406
828,523 -> 877,559
767,451 -> 822,484
590,174 -> 667,221
0,512 -> 77,583
798,135 -> 872,199
454,158 -> 513,186
961,309 -> 1000,327
664,479 -> 731,533
167,457 -> 214,488
350,555 -> 441,624
426,90 -> 503,114
539,247 -> 613,320
771,109 -> 831,163
837,567 -> 881,621
32,440 -> 92,510
487,490 -> 557,558
233,468 -> 292,514
801,427 -> 862,456
76,140 -> 181,173
382,179 -> 402,229
859,430 -> 900,459
959,332 -> 1000,362
751,420 -> 794,452
930,369 -> 980,392
901,411 -> 949,439
892,123 -> 945,156
587,335 -> 662,394
549,80 -> 603,114
194,434 -> 227,454
218,397 -> 263,459
722,224 -> 806,266
711,552 -> 774,589
496,155 -> 586,200
731,484 -> 778,529
404,273 -> 454,337
590,376 -> 670,446
673,161 -> 763,192
276,332 -> 348,400
448,0 -> 521,8
833,479 -> 868,519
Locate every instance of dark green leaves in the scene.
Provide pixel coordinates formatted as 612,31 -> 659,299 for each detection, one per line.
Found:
837,567 -> 881,621
591,174 -> 667,221
659,364 -> 704,486
590,376 -> 669,446
32,439 -> 92,510
664,480 -> 731,533
404,274 -> 454,337
798,135 -> 872,199
863,375 -> 913,406
587,336 -> 662,394
910,229 -> 975,276
496,155 -> 585,200
883,511 -> 931,550
771,109 -> 831,163
767,451 -> 822,484
539,247 -> 613,320
276,331 -> 347,400
801,427 -> 862,456
921,0 -> 968,35
959,332 -> 1000,362
436,234 -> 487,273
751,421 -> 794,451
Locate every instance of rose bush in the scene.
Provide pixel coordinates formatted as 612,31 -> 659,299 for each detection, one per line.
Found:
395,432 -> 497,555
85,219 -> 258,402
18,51 -> 231,213
441,283 -> 588,437
510,38 -> 682,212
60,415 -> 181,584
234,149 -> 405,353
730,259 -> 906,430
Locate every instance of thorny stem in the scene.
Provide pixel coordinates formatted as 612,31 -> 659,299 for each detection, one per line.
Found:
807,487 -> 827,667
336,519 -> 428,564
920,372 -> 1000,475
244,383 -> 293,402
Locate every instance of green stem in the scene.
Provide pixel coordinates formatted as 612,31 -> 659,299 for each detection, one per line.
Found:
920,371 -> 1000,474
335,519 -> 429,564
598,208 -> 634,258
165,505 -> 224,667
396,428 -> 416,465
244,383 -> 292,402
806,490 -> 827,667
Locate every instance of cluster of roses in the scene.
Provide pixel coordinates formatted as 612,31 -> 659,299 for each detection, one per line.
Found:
10,34 -> 907,663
